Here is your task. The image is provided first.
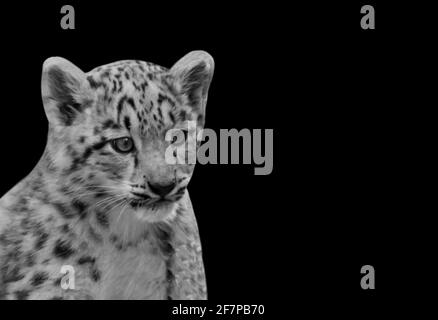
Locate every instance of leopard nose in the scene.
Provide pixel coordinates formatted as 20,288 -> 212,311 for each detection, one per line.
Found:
148,182 -> 176,197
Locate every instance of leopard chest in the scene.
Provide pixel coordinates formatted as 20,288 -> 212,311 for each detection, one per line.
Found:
93,241 -> 170,300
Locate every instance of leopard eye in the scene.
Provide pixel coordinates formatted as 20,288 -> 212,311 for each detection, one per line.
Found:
111,137 -> 134,153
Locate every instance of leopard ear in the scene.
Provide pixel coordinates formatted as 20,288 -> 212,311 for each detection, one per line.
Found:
41,57 -> 92,127
170,51 -> 214,116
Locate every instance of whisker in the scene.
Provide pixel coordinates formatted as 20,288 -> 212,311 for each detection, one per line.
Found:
93,195 -> 126,211
116,202 -> 129,225
100,196 -> 127,211
110,199 -> 127,215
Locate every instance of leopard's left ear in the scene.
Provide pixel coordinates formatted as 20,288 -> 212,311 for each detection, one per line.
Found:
170,51 -> 214,116
41,57 -> 93,127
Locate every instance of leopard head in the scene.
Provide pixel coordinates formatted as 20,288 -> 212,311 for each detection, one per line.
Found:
40,51 -> 214,222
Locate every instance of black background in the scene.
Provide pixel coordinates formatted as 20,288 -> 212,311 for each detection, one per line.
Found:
0,0 -> 433,314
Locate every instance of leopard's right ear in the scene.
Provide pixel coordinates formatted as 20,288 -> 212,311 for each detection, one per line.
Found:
41,57 -> 93,127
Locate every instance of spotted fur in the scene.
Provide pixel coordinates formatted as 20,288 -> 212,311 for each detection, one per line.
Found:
0,51 -> 214,299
